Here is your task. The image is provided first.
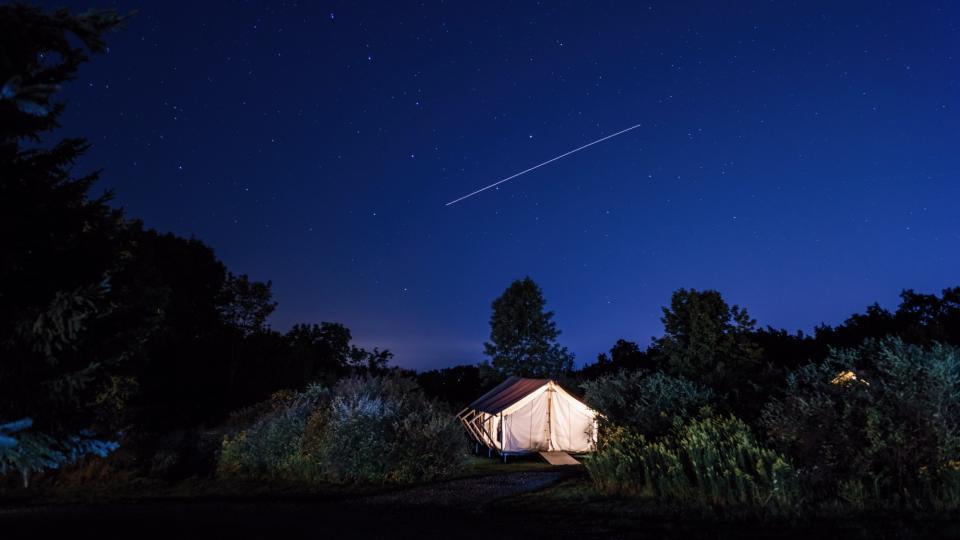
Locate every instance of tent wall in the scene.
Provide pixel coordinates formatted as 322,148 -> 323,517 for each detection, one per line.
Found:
459,379 -> 598,455
548,385 -> 598,452
502,386 -> 550,452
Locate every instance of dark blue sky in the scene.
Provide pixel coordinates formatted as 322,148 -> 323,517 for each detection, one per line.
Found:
51,1 -> 959,370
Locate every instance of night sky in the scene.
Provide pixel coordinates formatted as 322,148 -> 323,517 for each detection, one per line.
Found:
48,1 -> 959,370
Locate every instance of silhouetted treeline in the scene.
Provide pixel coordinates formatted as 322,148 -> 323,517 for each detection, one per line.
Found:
416,365 -> 485,410
109,227 -> 395,430
415,287 -> 960,410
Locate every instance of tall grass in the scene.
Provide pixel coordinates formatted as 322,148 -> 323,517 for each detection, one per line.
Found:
586,414 -> 798,513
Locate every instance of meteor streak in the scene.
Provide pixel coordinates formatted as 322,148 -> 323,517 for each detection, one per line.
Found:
445,123 -> 642,206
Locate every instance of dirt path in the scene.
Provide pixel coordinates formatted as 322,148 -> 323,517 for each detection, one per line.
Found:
362,470 -> 567,508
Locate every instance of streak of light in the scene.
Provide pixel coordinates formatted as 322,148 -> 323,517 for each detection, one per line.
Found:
445,123 -> 642,206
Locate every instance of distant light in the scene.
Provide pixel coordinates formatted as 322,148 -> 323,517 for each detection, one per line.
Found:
831,370 -> 870,386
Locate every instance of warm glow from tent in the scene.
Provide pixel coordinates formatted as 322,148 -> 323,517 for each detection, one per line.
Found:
831,370 -> 870,386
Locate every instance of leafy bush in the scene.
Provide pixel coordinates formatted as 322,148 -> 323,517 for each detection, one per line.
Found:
222,389 -> 304,434
760,362 -> 868,499
761,338 -> 960,510
217,375 -> 466,484
582,369 -> 712,438
586,413 -> 798,513
319,376 -> 465,482
217,384 -> 328,480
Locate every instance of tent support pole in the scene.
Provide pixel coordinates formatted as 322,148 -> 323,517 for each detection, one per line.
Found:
545,381 -> 554,451
463,411 -> 487,446
478,414 -> 497,453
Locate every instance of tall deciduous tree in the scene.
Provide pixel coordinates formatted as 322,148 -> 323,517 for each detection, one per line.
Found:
484,277 -> 573,378
219,273 -> 277,337
281,322 -> 393,388
654,289 -> 761,395
284,322 -> 354,384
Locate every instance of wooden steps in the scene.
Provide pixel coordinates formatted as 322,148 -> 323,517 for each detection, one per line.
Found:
538,451 -> 580,465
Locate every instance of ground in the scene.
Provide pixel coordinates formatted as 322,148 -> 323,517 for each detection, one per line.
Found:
1,458 -> 959,539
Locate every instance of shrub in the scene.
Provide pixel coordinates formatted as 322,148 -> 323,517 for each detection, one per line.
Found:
222,389 -> 304,434
586,413 -> 798,513
217,384 -> 328,480
217,376 -> 466,484
582,370 -> 712,438
320,376 -> 465,483
760,362 -> 868,499
762,338 -> 960,510
320,385 -> 396,482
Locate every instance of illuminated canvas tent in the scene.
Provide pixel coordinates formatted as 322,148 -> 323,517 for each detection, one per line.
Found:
457,376 -> 598,455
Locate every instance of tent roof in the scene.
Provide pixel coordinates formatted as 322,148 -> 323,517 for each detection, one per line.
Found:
467,376 -> 550,414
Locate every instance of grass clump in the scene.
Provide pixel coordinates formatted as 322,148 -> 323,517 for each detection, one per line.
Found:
586,413 -> 798,514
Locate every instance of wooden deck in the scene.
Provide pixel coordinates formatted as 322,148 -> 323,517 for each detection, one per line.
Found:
538,451 -> 581,465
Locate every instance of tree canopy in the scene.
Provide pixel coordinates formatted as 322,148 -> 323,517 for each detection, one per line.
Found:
654,289 -> 762,392
0,5 -> 133,434
483,277 -> 573,378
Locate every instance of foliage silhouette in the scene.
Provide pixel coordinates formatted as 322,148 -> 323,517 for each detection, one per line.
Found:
484,277 -> 574,378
